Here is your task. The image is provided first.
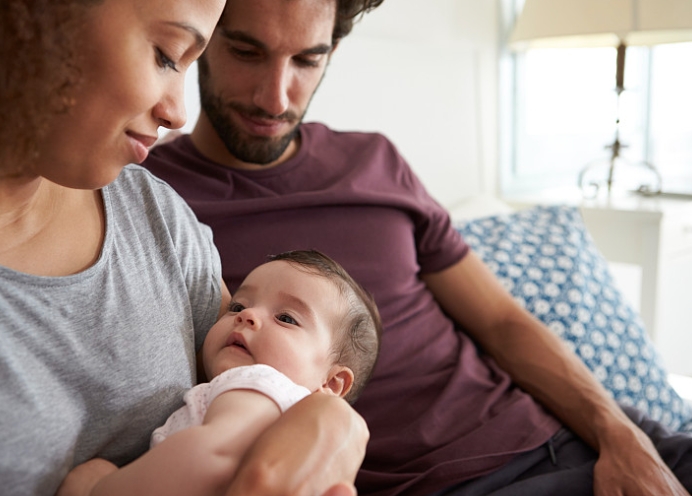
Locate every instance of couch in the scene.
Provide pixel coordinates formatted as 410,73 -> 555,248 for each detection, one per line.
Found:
449,196 -> 692,433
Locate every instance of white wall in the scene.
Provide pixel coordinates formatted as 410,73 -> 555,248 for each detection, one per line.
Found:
306,0 -> 500,208
179,0 -> 500,209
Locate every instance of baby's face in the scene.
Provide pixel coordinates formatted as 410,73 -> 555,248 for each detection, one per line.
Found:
203,261 -> 345,391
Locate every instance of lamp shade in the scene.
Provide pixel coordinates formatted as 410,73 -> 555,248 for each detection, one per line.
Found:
509,0 -> 692,49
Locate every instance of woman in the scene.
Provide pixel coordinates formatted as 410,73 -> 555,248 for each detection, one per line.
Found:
0,1 -> 366,495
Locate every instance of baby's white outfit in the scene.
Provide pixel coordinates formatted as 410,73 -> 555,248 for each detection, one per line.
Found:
150,364 -> 311,447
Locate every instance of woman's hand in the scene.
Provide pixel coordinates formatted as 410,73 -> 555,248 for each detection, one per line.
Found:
225,392 -> 369,496
55,458 -> 117,496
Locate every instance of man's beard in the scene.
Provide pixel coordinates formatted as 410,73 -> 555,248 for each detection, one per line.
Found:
199,75 -> 302,166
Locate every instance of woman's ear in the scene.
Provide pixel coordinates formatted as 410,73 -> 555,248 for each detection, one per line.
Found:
321,365 -> 354,398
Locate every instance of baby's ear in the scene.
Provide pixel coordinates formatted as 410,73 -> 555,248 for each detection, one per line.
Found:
321,365 -> 354,398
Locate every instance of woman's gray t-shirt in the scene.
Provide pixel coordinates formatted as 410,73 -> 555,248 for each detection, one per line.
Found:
0,165 -> 223,495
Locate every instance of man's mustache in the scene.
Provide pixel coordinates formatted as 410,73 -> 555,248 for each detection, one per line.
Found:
227,102 -> 298,123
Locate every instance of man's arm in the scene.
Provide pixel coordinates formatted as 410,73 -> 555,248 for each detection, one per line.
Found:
421,251 -> 688,496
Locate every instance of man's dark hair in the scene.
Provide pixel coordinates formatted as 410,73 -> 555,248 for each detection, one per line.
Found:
333,0 -> 385,44
269,249 -> 382,404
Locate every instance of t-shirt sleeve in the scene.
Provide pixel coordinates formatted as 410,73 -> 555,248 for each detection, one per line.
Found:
175,219 -> 223,351
382,140 -> 469,275
129,166 -> 224,351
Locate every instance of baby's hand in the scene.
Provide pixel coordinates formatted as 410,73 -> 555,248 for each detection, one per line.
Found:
55,458 -> 117,496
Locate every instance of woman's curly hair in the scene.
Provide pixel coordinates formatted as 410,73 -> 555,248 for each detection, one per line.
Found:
333,0 -> 384,44
0,0 -> 96,163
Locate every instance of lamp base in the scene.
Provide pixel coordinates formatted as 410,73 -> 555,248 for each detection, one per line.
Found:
578,154 -> 662,199
576,41 -> 665,199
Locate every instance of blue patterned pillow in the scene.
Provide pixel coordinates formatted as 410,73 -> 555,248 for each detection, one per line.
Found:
454,205 -> 691,430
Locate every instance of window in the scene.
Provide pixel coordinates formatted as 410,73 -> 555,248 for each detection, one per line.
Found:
649,43 -> 692,191
501,1 -> 692,196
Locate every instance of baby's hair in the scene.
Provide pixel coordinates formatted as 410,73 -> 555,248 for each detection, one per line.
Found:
268,250 -> 382,403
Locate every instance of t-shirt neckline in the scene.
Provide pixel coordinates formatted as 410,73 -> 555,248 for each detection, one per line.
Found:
181,124 -> 312,179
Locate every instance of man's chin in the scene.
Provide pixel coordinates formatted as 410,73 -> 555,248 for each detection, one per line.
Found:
225,130 -> 298,166
229,144 -> 287,165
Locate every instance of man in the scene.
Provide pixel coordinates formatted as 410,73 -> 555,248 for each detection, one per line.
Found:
144,0 -> 692,494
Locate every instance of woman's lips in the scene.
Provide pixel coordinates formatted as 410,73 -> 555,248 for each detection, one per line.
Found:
126,131 -> 157,163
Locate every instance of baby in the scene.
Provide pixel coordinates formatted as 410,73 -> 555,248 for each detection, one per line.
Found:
152,248 -> 382,445
67,249 -> 382,496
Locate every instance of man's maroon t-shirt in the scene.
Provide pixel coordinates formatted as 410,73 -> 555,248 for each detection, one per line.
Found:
144,123 -> 560,495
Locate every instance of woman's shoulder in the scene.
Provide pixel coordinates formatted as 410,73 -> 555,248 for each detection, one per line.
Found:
106,164 -> 214,248
108,165 -> 198,219
113,164 -> 182,199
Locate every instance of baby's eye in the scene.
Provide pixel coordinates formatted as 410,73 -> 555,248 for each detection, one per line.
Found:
228,302 -> 245,313
277,314 -> 298,325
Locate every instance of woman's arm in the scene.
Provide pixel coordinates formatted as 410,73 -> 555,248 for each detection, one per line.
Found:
218,279 -> 232,320
57,391 -> 367,496
56,459 -> 118,496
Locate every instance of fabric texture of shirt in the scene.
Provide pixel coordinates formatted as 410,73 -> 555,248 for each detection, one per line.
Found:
0,165 -> 223,496
144,123 -> 560,496
151,364 -> 311,447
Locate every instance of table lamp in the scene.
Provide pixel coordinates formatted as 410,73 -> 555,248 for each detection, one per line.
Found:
508,0 -> 692,197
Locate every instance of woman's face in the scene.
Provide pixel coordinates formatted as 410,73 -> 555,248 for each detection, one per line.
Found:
35,0 -> 223,189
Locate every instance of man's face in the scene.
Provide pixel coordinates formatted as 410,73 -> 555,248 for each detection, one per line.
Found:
197,0 -> 336,167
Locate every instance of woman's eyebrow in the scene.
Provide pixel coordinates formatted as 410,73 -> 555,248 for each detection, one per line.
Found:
163,21 -> 207,50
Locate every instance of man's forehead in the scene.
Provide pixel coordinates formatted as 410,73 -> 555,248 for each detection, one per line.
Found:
220,0 -> 337,37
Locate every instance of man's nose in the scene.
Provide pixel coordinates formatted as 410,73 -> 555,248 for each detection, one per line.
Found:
253,60 -> 291,117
